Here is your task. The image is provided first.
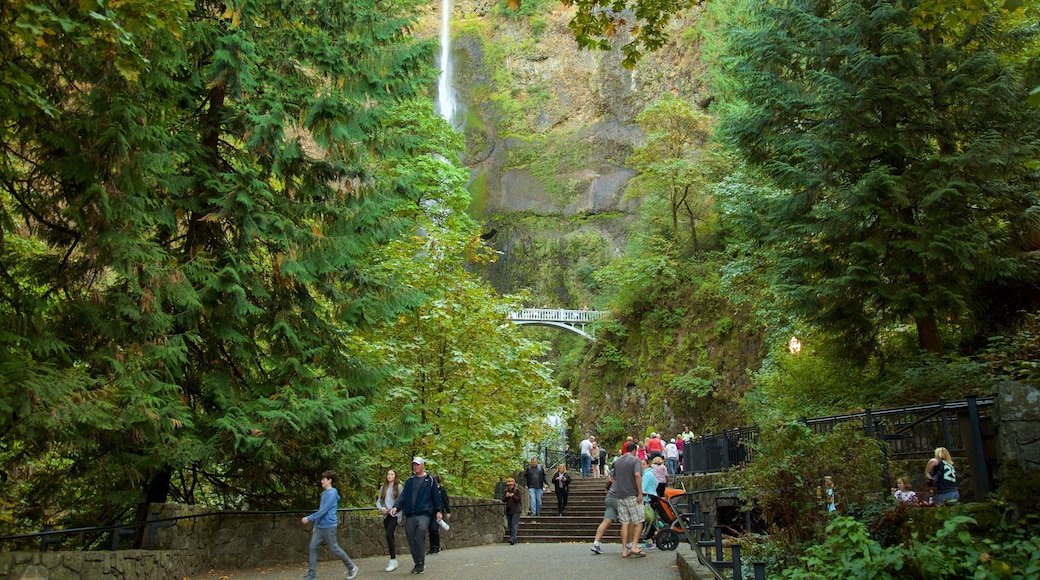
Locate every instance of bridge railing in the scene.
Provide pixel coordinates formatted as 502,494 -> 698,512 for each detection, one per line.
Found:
508,308 -> 605,322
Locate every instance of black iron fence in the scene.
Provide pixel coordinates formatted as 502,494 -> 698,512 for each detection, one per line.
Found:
680,396 -> 994,482
682,427 -> 759,474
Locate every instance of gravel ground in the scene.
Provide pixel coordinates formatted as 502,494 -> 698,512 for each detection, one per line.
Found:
190,541 -> 685,580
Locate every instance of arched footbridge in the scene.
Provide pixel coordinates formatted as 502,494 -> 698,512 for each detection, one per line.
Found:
508,308 -> 606,340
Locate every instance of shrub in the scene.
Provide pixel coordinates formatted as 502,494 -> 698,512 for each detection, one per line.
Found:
729,422 -> 885,553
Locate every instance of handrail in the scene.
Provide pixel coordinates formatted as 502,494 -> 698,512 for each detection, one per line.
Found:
802,397 -> 994,425
0,502 -> 504,550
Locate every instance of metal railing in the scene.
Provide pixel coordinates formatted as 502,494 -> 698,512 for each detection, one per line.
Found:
671,488 -> 767,580
682,427 -> 759,475
803,396 -> 994,458
680,396 -> 994,475
0,502 -> 505,553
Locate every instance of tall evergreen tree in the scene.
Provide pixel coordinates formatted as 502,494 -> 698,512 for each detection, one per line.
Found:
1,0 -> 437,529
717,0 -> 1040,356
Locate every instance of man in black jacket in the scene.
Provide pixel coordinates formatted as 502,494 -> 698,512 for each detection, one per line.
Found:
390,457 -> 444,574
524,457 -> 547,516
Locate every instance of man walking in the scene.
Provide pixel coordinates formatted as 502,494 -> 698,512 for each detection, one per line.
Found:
390,457 -> 444,574
524,457 -> 547,516
301,470 -> 359,580
579,435 -> 595,478
664,438 -> 680,475
613,441 -> 647,558
590,468 -> 618,554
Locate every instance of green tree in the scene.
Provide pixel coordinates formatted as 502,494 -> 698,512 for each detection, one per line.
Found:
358,226 -> 570,498
717,0 -> 1040,357
558,0 -> 704,67
1,0 -> 438,531
627,96 -> 718,253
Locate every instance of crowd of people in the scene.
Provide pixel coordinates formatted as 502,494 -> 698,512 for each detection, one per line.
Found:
297,443 -> 960,576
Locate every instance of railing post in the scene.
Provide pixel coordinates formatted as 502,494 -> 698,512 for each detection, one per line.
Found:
753,561 -> 767,580
731,543 -> 743,580
939,399 -> 953,450
966,395 -> 991,498
39,525 -> 60,552
864,408 -> 874,438
722,434 -> 731,470
109,519 -> 135,551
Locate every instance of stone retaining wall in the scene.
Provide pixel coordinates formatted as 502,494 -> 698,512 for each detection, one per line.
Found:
0,496 -> 504,580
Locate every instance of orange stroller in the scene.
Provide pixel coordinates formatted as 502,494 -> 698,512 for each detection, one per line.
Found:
643,487 -> 686,551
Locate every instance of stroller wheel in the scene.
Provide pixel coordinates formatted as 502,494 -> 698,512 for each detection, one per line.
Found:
656,529 -> 679,551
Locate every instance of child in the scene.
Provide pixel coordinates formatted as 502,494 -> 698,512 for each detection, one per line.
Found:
301,470 -> 358,580
891,476 -> 919,504
823,476 -> 836,512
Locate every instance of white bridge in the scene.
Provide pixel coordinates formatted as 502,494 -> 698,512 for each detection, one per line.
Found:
508,308 -> 606,340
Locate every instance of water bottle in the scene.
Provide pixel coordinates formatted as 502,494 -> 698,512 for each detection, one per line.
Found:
438,519 -> 450,531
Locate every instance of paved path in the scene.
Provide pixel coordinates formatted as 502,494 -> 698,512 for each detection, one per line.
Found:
191,542 -> 684,580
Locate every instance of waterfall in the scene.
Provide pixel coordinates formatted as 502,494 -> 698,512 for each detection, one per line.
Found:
435,0 -> 456,126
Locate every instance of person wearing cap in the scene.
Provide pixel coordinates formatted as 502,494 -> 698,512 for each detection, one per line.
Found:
300,470 -> 359,580
502,477 -> 522,544
390,457 -> 443,574
664,438 -> 680,475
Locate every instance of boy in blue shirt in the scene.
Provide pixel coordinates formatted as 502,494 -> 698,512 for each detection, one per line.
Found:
301,470 -> 358,580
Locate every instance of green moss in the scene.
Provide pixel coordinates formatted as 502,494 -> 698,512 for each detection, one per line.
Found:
467,169 -> 490,219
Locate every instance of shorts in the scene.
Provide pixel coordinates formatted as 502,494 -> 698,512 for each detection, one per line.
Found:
603,496 -> 618,520
617,496 -> 645,525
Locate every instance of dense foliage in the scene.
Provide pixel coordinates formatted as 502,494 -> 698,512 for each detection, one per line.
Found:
716,0 -> 1040,359
776,513 -> 1040,579
728,422 -> 885,547
1,0 -> 561,535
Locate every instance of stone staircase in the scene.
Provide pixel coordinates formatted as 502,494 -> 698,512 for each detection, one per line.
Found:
509,476 -> 619,544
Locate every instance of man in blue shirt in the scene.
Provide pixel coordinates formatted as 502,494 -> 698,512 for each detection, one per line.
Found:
390,457 -> 444,574
301,470 -> 358,580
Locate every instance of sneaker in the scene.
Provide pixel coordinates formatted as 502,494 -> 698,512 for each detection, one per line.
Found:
347,565 -> 359,579
410,565 -> 425,574
644,541 -> 655,550
386,559 -> 398,572
591,543 -> 603,554
303,575 -> 317,580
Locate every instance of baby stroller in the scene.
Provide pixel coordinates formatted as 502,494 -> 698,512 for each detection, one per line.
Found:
641,487 -> 685,551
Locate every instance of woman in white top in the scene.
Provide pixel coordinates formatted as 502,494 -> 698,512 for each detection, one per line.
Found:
376,469 -> 404,571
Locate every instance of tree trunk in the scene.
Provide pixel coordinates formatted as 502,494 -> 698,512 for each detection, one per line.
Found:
134,468 -> 172,547
915,314 -> 944,354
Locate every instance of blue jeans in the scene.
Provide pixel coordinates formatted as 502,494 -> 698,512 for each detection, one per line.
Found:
528,487 -> 543,515
933,489 -> 960,506
581,454 -> 591,477
308,526 -> 355,577
666,458 -> 679,475
506,512 -> 521,543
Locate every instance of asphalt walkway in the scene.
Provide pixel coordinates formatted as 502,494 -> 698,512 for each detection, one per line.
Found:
191,541 -> 684,580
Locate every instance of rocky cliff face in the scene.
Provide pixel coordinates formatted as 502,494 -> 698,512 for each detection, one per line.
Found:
413,2 -> 758,436
417,0 -> 706,224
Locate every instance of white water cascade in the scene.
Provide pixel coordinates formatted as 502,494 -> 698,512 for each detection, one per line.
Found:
435,0 -> 457,126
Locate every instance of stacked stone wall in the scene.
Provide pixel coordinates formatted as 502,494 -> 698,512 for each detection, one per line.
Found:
0,496 -> 503,579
